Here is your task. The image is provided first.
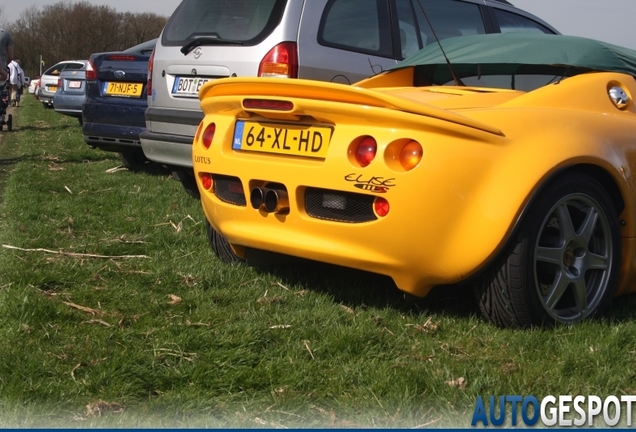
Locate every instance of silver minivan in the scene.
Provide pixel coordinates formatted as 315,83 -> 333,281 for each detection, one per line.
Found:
141,0 -> 558,197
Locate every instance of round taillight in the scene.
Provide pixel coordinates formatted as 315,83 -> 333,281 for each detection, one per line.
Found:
355,136 -> 377,167
202,123 -> 216,149
374,197 -> 390,217
195,122 -> 204,143
201,173 -> 212,191
400,140 -> 423,171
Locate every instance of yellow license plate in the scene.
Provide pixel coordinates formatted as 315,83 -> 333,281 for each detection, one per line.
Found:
232,121 -> 332,158
105,82 -> 143,98
48,85 -> 58,92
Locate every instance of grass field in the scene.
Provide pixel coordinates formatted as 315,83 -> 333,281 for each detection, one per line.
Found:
0,96 -> 635,428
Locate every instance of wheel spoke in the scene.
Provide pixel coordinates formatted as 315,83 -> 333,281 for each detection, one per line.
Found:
577,207 -> 600,244
544,270 -> 570,310
556,203 -> 576,242
572,278 -> 589,314
587,252 -> 609,271
536,246 -> 564,266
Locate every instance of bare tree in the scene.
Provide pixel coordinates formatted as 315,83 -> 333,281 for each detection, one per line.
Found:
120,12 -> 167,47
6,6 -> 42,79
7,1 -> 167,79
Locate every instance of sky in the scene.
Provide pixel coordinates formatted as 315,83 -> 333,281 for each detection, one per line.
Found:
1,0 -> 636,50
511,0 -> 636,49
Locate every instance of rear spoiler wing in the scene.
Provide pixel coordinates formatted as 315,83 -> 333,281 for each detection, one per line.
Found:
199,77 -> 504,136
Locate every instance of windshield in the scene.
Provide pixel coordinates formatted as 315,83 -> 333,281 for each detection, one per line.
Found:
163,0 -> 286,46
123,39 -> 157,55
445,74 -> 564,91
413,64 -> 594,92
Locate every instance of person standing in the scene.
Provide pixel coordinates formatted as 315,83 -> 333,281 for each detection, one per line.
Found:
0,28 -> 13,83
8,59 -> 25,106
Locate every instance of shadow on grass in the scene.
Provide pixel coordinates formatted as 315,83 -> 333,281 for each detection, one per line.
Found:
0,155 -> 25,166
252,258 -> 483,320
248,255 -> 636,325
0,152 -> 114,166
608,292 -> 636,323
0,152 -> 170,178
14,123 -> 78,132
128,161 -> 172,177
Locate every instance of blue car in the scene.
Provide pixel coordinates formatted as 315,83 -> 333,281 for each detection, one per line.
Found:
53,62 -> 88,124
82,39 -> 156,169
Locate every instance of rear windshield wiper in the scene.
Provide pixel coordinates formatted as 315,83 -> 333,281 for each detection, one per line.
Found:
181,35 -> 244,55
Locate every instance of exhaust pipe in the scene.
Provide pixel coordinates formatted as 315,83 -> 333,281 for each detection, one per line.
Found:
250,187 -> 289,214
265,188 -> 289,214
250,187 -> 266,210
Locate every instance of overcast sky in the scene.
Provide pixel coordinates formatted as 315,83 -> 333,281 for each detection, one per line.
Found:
512,0 -> 635,49
2,0 -> 636,50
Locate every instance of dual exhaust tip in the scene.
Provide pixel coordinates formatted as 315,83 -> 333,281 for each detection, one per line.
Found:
250,187 -> 289,214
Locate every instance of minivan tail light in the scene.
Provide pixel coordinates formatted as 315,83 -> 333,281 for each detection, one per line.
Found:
85,60 -> 96,80
57,78 -> 62,88
258,42 -> 298,78
147,48 -> 155,97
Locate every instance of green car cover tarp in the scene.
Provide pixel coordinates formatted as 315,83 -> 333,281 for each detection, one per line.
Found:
393,33 -> 636,85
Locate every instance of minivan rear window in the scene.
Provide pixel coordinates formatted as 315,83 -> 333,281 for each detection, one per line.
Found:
318,0 -> 392,58
492,9 -> 554,34
162,0 -> 287,46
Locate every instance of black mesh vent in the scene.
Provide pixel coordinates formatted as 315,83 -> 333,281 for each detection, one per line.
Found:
213,175 -> 246,206
305,188 -> 377,223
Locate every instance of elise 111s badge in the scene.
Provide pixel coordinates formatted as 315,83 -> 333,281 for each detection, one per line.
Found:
345,173 -> 396,193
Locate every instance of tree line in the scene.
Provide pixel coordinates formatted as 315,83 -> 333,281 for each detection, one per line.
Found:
3,1 -> 168,79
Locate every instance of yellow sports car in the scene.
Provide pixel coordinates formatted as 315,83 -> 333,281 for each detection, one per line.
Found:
193,33 -> 636,327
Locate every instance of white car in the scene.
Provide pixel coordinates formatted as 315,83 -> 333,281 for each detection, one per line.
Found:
36,60 -> 87,108
28,77 -> 39,94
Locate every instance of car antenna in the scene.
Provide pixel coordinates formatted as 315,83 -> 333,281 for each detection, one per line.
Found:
414,0 -> 465,86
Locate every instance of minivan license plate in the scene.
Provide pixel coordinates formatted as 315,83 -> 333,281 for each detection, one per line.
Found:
172,76 -> 210,97
232,121 -> 332,158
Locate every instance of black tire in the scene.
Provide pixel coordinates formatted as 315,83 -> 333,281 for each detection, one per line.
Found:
206,220 -> 244,264
118,151 -> 148,170
476,172 -> 621,327
7,114 -> 12,131
172,170 -> 200,199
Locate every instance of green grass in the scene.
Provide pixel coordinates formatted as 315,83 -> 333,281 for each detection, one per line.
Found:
0,97 -> 636,428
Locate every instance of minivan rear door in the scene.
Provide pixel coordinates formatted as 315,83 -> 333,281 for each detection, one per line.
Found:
297,0 -> 398,84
